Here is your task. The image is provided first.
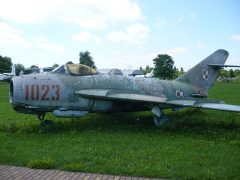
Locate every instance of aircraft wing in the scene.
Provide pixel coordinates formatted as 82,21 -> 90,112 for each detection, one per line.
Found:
75,89 -> 167,103
208,64 -> 240,68
76,89 -> 240,112
166,99 -> 240,112
193,103 -> 240,112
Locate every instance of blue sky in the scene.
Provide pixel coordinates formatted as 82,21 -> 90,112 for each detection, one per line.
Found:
0,0 -> 239,70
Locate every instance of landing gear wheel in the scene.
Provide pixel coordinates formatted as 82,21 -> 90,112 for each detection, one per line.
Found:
151,105 -> 169,127
154,116 -> 169,127
37,113 -> 45,121
40,120 -> 54,126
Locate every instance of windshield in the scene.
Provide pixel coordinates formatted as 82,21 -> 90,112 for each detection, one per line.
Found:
51,65 -> 67,74
52,64 -> 98,76
67,64 -> 98,76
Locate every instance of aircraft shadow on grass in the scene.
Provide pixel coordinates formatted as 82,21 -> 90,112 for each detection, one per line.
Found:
3,109 -> 237,136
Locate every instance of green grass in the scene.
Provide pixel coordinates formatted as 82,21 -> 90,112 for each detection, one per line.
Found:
0,81 -> 240,179
27,157 -> 54,169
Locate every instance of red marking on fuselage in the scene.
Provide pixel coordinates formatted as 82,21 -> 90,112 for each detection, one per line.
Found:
25,84 -> 60,101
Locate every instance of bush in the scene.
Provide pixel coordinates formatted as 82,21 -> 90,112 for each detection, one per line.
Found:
27,157 -> 54,169
62,162 -> 85,172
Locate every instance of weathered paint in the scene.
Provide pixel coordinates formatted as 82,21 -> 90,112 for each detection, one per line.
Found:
10,73 -> 193,113
9,49 -> 240,121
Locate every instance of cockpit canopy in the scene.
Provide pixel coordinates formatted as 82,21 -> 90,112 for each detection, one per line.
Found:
52,64 -> 98,76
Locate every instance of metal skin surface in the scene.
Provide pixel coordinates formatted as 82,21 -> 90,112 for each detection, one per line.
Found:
9,49 -> 240,126
10,73 -> 190,113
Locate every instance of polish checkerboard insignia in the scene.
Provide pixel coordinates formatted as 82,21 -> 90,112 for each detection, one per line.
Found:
176,90 -> 184,97
202,69 -> 209,80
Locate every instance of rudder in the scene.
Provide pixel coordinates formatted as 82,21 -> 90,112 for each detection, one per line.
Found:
175,49 -> 229,94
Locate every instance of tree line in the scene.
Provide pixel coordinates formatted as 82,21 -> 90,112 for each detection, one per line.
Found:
0,55 -> 12,73
142,54 -> 240,80
1,52 -> 239,80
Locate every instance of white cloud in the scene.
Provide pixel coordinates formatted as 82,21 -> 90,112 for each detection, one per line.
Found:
108,23 -> 149,45
0,0 -> 142,29
96,51 -> 154,70
231,35 -> 240,42
190,12 -> 197,19
0,1 -> 44,23
0,22 -> 31,47
197,42 -> 207,48
176,30 -> 186,36
0,22 -> 65,53
155,17 -> 184,28
71,31 -> 101,43
169,47 -> 187,56
32,37 -> 65,52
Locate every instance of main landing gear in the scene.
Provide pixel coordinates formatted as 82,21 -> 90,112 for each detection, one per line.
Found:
151,106 -> 169,127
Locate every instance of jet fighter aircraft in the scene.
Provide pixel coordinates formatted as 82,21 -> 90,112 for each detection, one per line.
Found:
0,65 -> 16,81
10,49 -> 240,126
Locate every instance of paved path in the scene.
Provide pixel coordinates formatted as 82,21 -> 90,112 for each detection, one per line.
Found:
0,165 -> 166,180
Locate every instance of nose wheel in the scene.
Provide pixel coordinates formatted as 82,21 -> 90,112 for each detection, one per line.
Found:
37,113 -> 45,121
154,116 -> 169,127
37,113 -> 54,126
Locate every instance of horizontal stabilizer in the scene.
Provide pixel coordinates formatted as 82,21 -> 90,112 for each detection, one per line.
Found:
76,89 -> 167,103
208,64 -> 240,68
167,99 -> 240,112
194,103 -> 240,112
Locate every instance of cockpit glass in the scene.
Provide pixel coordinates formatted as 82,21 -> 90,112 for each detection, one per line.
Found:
66,64 -> 98,76
51,65 -> 67,74
51,64 -> 98,76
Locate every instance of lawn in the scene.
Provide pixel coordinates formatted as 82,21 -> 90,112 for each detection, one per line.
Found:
0,81 -> 240,179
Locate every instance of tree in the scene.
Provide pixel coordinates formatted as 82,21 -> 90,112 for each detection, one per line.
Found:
0,55 -> 12,73
66,61 -> 73,64
219,69 -> 228,78
52,63 -> 59,68
79,51 -> 96,69
30,65 -> 39,68
234,69 -> 240,77
229,69 -> 235,78
174,67 -> 185,78
180,67 -> 185,74
173,66 -> 178,79
153,54 -> 175,79
15,64 -> 25,76
143,65 -> 153,75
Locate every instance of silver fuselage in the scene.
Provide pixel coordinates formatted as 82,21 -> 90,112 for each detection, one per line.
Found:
10,73 -> 196,115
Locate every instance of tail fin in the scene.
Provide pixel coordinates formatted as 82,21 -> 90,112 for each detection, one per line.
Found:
2,64 -> 16,77
11,64 -> 16,76
175,49 -> 229,94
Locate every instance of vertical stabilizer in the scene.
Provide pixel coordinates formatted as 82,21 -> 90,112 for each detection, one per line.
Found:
175,49 -> 229,93
11,64 -> 16,76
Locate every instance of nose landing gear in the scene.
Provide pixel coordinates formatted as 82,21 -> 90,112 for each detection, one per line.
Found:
37,113 -> 53,126
37,113 -> 45,121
